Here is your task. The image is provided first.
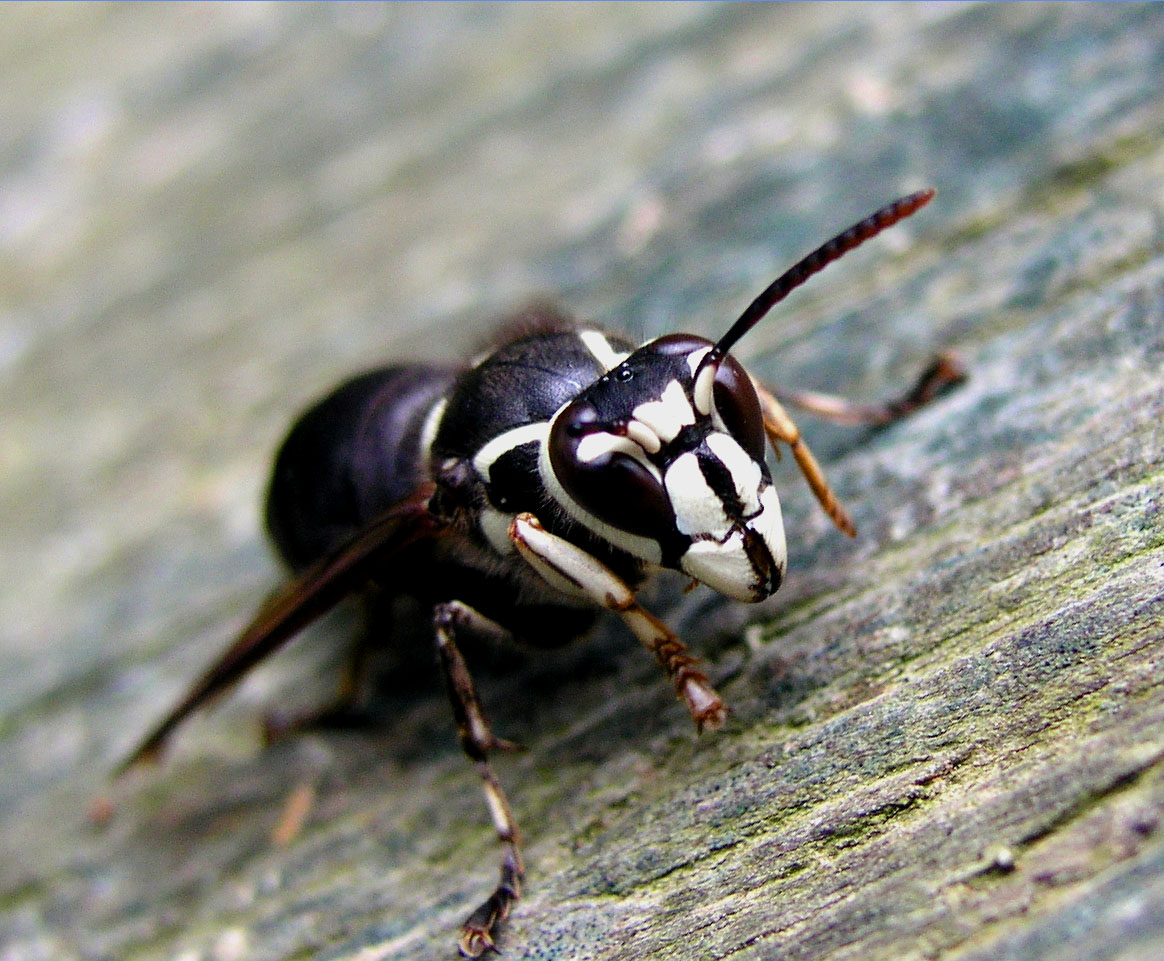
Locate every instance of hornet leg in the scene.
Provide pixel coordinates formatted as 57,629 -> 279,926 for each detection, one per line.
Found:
262,630 -> 377,744
509,513 -> 727,731
433,600 -> 524,958
753,383 -> 856,537
765,352 -> 966,426
262,584 -> 401,744
753,354 -> 965,538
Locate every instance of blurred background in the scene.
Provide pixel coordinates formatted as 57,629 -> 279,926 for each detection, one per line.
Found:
3,5 -> 1163,961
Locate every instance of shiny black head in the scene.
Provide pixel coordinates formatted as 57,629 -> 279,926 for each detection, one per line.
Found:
542,189 -> 937,601
545,333 -> 785,601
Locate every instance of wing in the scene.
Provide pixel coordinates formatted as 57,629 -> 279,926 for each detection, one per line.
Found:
119,483 -> 444,772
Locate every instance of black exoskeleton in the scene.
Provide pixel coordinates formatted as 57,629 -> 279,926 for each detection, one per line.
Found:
123,191 -> 964,956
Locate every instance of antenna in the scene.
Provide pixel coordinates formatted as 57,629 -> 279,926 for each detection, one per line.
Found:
696,189 -> 936,383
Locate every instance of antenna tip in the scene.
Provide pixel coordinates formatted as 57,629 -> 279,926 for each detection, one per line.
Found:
910,187 -> 937,210
875,188 -> 937,232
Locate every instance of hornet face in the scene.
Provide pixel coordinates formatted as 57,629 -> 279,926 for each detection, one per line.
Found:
544,334 -> 786,602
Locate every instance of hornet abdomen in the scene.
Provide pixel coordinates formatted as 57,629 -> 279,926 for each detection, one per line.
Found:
266,364 -> 456,572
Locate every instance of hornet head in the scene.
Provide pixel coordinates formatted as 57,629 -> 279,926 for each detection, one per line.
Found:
543,333 -> 785,602
540,189 -> 938,603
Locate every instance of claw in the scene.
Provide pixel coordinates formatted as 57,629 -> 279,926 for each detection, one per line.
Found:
459,928 -> 496,958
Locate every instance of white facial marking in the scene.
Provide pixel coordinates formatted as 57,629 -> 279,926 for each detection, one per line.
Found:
472,422 -> 550,479
686,346 -> 713,377
579,330 -> 629,371
664,452 -> 730,538
538,420 -> 664,565
632,379 -> 695,443
705,432 -> 763,513
680,531 -> 759,602
575,433 -> 661,485
686,347 -> 716,415
670,433 -> 786,601
693,362 -> 716,416
624,419 -> 662,454
756,485 -> 788,572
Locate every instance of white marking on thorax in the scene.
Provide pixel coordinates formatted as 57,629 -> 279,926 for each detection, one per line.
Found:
472,422 -> 550,480
579,329 -> 629,371
471,423 -> 551,557
632,379 -> 695,443
418,396 -> 448,477
664,451 -> 731,537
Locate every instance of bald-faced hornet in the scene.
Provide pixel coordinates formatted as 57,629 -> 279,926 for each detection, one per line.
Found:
123,191 -> 963,956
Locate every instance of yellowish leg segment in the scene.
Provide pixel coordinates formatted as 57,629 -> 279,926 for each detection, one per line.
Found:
509,513 -> 727,730
752,382 -> 857,537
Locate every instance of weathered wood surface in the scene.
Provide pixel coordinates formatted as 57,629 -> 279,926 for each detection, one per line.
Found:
2,5 -> 1163,960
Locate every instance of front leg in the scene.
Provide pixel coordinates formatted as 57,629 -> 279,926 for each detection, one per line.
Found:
752,383 -> 856,537
508,513 -> 727,731
434,601 -> 524,958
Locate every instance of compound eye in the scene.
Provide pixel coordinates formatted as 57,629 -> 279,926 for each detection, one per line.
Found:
549,399 -> 676,542
713,355 -> 766,461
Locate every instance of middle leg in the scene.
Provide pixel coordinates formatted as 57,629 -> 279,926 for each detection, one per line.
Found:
752,353 -> 965,538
